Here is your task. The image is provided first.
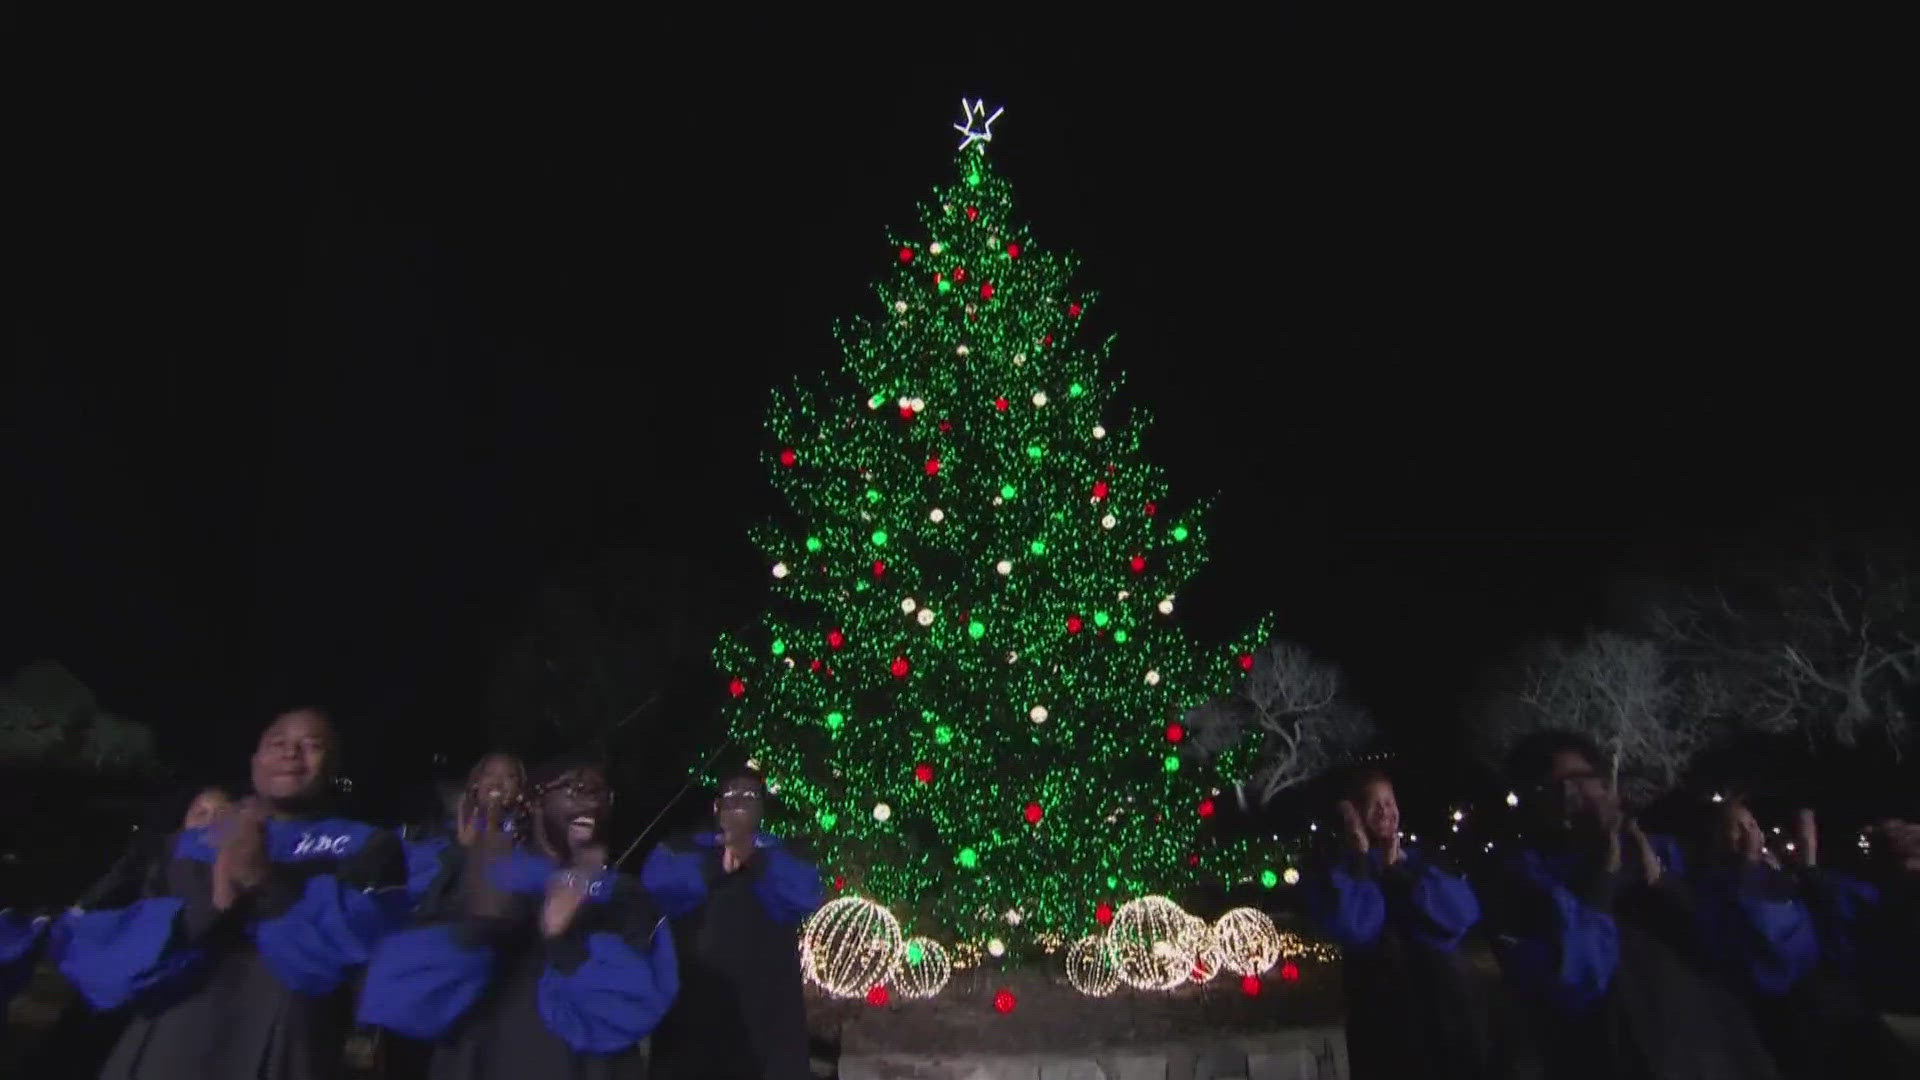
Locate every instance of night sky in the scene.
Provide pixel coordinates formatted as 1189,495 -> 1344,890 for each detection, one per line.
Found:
8,29 -> 1908,805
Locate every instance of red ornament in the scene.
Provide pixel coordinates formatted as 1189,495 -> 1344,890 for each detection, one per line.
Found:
1066,615 -> 1084,634
1092,481 -> 1109,501
826,629 -> 845,650
898,247 -> 914,263
1198,798 -> 1216,819
1095,902 -> 1114,927
1280,961 -> 1301,983
1144,501 -> 1157,517
809,659 -> 822,672
953,266 -> 968,283
1007,242 -> 1021,258
966,206 -> 980,222
890,656 -> 910,678
727,678 -> 746,698
833,875 -> 846,889
1023,802 -> 1044,825
1042,334 -> 1053,347
994,396 -> 1009,412
900,405 -> 915,419
993,989 -> 1016,1014
980,282 -> 995,300
1129,555 -> 1147,574
1240,975 -> 1262,997
938,420 -> 952,433
1165,722 -> 1185,743
873,560 -> 886,577
866,984 -> 890,1007
1068,302 -> 1083,317
1239,653 -> 1255,671
779,448 -> 797,468
925,457 -> 941,476
932,272 -> 943,285
914,762 -> 934,784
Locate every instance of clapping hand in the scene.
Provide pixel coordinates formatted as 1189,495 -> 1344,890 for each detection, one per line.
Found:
212,798 -> 269,910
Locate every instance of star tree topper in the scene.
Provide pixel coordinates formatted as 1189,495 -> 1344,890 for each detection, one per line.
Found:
953,97 -> 1003,152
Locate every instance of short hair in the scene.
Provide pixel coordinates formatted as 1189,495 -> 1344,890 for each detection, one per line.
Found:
528,752 -> 604,791
1343,766 -> 1393,804
717,764 -> 766,792
1506,730 -> 1607,787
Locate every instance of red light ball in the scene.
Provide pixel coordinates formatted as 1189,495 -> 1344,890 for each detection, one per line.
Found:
1144,501 -> 1157,516
1280,961 -> 1300,982
1198,799 -> 1216,819
966,206 -> 980,222
867,984 -> 890,1006
1042,334 -> 1053,347
873,560 -> 886,577
890,656 -> 910,678
1095,902 -> 1113,926
938,420 -> 952,433
1068,302 -> 1082,317
1165,722 -> 1185,743
900,405 -> 915,419
809,659 -> 821,671
914,763 -> 934,784
1129,555 -> 1147,574
953,266 -> 968,283
826,629 -> 845,650
993,989 -> 1016,1014
1066,616 -> 1083,634
925,457 -> 941,476
1007,242 -> 1021,258
1023,802 -> 1044,825
1240,975 -> 1262,997
994,396 -> 1009,412
833,875 -> 845,890
779,448 -> 797,468
1239,653 -> 1255,671
898,247 -> 914,263
980,282 -> 995,300
1092,481 -> 1109,500
727,678 -> 745,698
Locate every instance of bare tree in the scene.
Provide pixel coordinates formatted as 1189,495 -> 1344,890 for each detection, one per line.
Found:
1649,541 -> 1920,759
0,660 -> 156,772
1184,641 -> 1374,809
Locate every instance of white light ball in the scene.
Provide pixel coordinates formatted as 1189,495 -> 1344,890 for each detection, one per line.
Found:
1282,867 -> 1301,886
909,397 -> 925,413
1212,907 -> 1283,977
1012,352 -> 1026,366
1066,935 -> 1121,997
1032,391 -> 1048,407
889,937 -> 951,1000
1109,896 -> 1192,990
1157,598 -> 1174,615
996,560 -> 1012,575
956,344 -> 970,357
915,609 -> 934,627
929,507 -> 945,522
772,562 -> 789,579
1005,651 -> 1018,663
1004,908 -> 1022,926
1092,425 -> 1107,439
898,396 -> 911,408
1101,514 -> 1117,530
1145,670 -> 1161,686
1117,590 -> 1129,601
1506,792 -> 1520,807
873,802 -> 892,822
1029,705 -> 1048,723
992,496 -> 1004,506
929,242 -> 943,255
800,898 -> 905,998
901,597 -> 917,613
894,299 -> 908,314
987,938 -> 1006,958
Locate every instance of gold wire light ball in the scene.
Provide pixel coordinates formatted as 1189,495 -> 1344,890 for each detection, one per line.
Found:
1180,915 -> 1222,983
1065,934 -> 1121,997
888,936 -> 952,1000
801,897 -> 905,998
1212,907 -> 1283,977
1108,896 -> 1191,990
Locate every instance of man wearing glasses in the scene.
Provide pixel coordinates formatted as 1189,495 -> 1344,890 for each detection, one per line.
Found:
642,765 -> 823,1080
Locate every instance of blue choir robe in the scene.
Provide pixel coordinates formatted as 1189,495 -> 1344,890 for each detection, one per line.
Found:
357,845 -> 678,1080
640,831 -> 822,1080
1487,831 -> 1779,1080
1303,846 -> 1489,1080
56,814 -> 408,1080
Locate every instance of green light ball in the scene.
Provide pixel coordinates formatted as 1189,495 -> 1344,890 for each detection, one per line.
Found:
805,536 -> 823,553
957,847 -> 978,868
818,811 -> 838,831
1163,755 -> 1180,773
1260,869 -> 1280,889
968,620 -> 985,640
771,639 -> 786,656
1069,382 -> 1085,397
937,280 -> 952,293
1113,629 -> 1128,644
871,530 -> 888,546
826,711 -> 845,730
934,725 -> 953,744
1030,540 -> 1047,555
1093,611 -> 1110,627
1172,526 -> 1190,542
1000,483 -> 1016,499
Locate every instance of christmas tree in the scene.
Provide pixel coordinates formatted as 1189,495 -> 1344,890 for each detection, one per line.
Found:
715,102 -> 1277,957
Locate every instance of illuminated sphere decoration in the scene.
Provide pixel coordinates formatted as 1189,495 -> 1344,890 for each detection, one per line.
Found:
872,802 -> 892,822
993,988 -> 1017,1014
888,936 -> 952,999
1065,934 -> 1121,996
986,937 -> 1006,958
1109,896 -> 1192,990
1212,907 -> 1283,977
801,897 -> 905,999
1282,867 -> 1302,886
1179,915 -> 1223,982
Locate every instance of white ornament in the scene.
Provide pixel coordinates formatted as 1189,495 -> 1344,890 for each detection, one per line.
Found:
1212,908 -> 1283,977
929,242 -> 944,255
1029,705 -> 1048,723
1012,352 -> 1026,366
894,300 -> 908,314
898,396 -> 911,408
1145,670 -> 1161,686
901,597 -> 917,614
1101,514 -> 1117,530
986,937 -> 1007,958
1032,391 -> 1048,407
956,344 -> 970,357
1117,590 -> 1129,600
929,508 -> 945,522
1158,597 -> 1174,615
746,758 -> 762,770
1109,896 -> 1192,990
1004,908 -> 1022,926
995,560 -> 1012,575
909,397 -> 925,413
992,496 -> 1004,507
772,562 -> 789,579
1282,867 -> 1301,886
1092,425 -> 1107,439
1005,650 -> 1018,663
916,609 -> 934,627
873,802 -> 892,822
801,898 -> 905,998
953,98 -> 1003,152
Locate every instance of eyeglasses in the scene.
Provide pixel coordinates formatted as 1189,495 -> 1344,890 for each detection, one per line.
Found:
718,789 -> 763,802
538,779 -> 614,804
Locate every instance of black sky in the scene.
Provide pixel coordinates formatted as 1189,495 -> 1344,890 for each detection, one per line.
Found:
7,25 -> 1910,793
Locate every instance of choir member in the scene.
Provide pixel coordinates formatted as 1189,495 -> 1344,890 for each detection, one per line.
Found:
641,765 -> 823,1080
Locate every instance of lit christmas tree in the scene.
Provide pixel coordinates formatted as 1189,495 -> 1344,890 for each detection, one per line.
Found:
715,101 -> 1281,958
